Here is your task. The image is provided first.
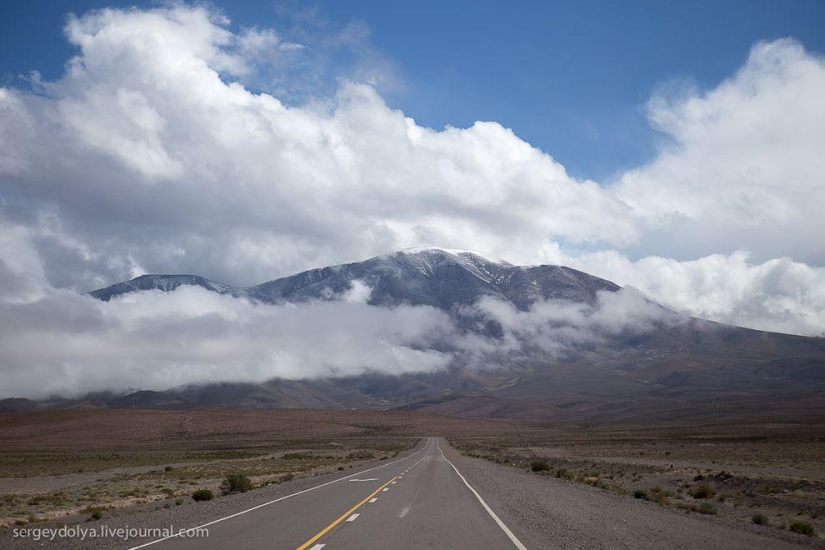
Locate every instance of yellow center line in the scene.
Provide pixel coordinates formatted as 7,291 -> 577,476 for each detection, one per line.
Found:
296,475 -> 398,550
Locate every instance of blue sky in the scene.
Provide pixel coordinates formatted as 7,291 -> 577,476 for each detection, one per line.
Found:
2,0 -> 824,181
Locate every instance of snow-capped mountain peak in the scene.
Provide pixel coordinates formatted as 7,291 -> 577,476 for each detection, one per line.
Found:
380,247 -> 513,283
88,274 -> 242,301
88,249 -> 620,312
396,247 -> 512,266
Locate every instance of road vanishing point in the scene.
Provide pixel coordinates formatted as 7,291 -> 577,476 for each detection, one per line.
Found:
130,438 -> 526,550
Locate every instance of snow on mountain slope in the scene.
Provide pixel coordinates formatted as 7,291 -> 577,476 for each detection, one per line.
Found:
88,274 -> 243,302
87,248 -> 620,310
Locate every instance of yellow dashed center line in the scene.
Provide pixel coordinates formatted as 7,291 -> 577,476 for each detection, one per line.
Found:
296,476 -> 398,550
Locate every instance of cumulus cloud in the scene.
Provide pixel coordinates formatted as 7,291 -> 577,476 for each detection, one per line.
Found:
2,6 -> 821,283
0,3 -> 636,292
615,39 -> 825,265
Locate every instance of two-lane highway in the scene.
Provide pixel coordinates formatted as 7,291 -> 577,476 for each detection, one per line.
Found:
133,438 -> 526,550
314,438 -> 526,550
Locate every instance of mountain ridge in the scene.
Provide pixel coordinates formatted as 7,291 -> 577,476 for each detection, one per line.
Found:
22,248 -> 823,420
88,248 -> 621,312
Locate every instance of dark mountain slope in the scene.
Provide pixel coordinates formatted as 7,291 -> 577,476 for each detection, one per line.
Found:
87,248 -> 619,311
89,274 -> 241,301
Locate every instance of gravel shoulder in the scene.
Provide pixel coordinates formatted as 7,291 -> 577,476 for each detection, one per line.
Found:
442,443 -> 825,550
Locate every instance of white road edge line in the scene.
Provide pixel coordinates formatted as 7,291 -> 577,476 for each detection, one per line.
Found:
128,438 -> 433,549
346,513 -> 360,522
437,439 -> 528,550
308,545 -> 325,550
368,498 -> 378,503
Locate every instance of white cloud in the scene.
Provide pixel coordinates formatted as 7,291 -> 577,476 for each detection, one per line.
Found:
0,279 -> 685,399
615,39 -> 825,265
0,286 -> 455,398
567,250 -> 825,337
457,288 -> 682,362
342,279 -> 372,303
237,27 -> 282,59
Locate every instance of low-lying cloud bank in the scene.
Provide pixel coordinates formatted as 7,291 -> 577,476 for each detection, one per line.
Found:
456,289 -> 683,364
0,285 -> 454,398
0,282 -> 677,399
565,251 -> 825,338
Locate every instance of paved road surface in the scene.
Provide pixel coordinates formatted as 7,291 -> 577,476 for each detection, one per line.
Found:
133,437 -> 525,550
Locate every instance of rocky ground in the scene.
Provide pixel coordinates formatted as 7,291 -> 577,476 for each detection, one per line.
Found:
451,420 -> 825,546
444,444 -> 824,549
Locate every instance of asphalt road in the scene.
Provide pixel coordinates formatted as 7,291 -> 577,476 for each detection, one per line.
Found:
132,437 -> 526,550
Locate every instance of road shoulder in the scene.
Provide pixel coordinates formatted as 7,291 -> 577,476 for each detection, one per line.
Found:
441,441 -> 823,550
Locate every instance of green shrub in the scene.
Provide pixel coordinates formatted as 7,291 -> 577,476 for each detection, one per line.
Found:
222,473 -> 253,494
689,483 -> 715,499
175,499 -> 183,506
191,489 -> 214,502
697,502 -> 718,515
27,492 -> 68,506
89,511 -> 102,521
752,513 -> 769,526
789,521 -> 815,536
283,452 -> 311,460
164,466 -> 174,472
347,451 -> 375,460
555,468 -> 574,480
530,460 -> 551,473
634,489 -> 648,500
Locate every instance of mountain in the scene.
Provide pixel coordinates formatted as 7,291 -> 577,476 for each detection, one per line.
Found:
19,248 -> 821,421
89,274 -> 241,301
249,248 -> 620,310
88,248 -> 620,311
